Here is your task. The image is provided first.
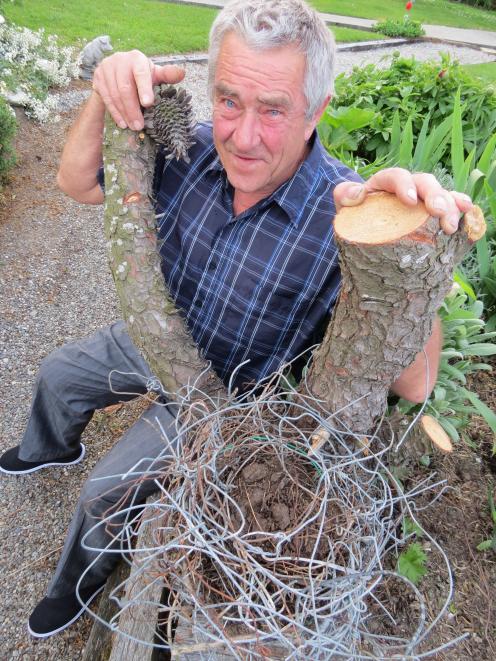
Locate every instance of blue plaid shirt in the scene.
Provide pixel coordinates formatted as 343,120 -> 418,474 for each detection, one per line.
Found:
154,122 -> 362,391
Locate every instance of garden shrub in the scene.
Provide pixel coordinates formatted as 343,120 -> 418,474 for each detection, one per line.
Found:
0,95 -> 16,192
329,52 -> 496,169
373,17 -> 425,39
0,20 -> 80,122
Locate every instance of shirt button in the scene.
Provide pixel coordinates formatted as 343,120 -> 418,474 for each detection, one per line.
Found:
194,299 -> 202,308
208,261 -> 217,270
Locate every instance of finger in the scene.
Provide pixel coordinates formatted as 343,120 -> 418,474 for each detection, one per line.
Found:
450,190 -> 473,213
116,62 -> 145,130
93,64 -> 128,129
364,167 -> 419,206
333,181 -> 366,212
101,58 -> 134,128
152,63 -> 186,87
413,173 -> 461,235
131,55 -> 156,108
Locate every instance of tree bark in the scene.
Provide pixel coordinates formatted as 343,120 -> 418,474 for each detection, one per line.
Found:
102,116 -> 225,399
304,192 -> 485,435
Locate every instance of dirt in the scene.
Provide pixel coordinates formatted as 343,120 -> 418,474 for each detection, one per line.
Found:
218,449 -> 333,560
1,85 -> 495,659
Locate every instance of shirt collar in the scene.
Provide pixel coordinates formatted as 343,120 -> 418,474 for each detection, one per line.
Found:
205,131 -> 325,227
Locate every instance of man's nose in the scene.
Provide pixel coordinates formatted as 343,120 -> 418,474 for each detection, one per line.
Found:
232,110 -> 261,153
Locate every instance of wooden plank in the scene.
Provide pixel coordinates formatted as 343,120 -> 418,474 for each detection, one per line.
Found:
82,562 -> 129,661
108,502 -> 165,660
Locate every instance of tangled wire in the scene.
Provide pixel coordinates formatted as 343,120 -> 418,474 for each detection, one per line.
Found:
80,364 -> 466,659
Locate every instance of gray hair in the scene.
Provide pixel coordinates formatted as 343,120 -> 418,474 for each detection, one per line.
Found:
208,0 -> 335,119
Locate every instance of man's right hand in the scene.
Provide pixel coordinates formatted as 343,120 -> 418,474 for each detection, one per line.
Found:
92,50 -> 186,131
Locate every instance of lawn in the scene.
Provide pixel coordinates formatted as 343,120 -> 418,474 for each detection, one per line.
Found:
462,62 -> 496,87
332,26 -> 387,42
1,0 -> 389,53
311,0 -> 496,32
1,0 -> 217,54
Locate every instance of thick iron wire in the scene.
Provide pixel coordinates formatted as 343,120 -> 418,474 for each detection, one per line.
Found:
78,361 -> 467,659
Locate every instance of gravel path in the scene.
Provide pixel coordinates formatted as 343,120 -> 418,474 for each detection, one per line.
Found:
1,41 -> 494,659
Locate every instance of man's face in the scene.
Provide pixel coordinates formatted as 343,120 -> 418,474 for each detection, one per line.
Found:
212,32 -> 320,212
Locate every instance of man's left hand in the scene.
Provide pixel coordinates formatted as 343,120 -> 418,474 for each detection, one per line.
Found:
334,167 -> 473,235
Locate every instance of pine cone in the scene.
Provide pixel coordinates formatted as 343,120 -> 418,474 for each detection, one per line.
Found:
143,84 -> 195,162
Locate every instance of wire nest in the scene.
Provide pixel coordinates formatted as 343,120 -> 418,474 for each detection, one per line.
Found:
82,366 -> 465,659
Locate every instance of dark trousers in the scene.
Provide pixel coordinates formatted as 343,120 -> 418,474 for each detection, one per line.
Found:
18,321 -> 178,598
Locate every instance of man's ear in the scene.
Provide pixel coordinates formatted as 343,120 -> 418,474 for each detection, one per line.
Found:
304,95 -> 332,141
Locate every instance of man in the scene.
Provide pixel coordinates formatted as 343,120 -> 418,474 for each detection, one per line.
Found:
0,0 -> 471,638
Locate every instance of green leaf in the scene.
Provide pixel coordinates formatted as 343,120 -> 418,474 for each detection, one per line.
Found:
467,333 -> 496,342
398,117 -> 413,168
440,363 -> 467,384
477,132 -> 496,175
476,539 -> 493,552
402,517 -> 424,538
437,417 -> 460,442
476,234 -> 491,281
397,542 -> 428,584
460,388 -> 496,440
453,272 -> 477,300
462,344 -> 496,356
452,88 -> 466,187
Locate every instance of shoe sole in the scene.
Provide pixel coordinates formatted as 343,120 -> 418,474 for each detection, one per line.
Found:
27,584 -> 105,638
0,444 -> 86,475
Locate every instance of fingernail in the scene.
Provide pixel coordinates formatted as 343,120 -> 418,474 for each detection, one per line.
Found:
118,120 -> 127,129
459,193 -> 472,203
132,120 -> 143,131
433,195 -> 447,211
142,94 -> 152,105
348,184 -> 364,199
407,188 -> 417,202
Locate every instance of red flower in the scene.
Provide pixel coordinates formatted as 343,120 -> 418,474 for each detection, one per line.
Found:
406,1 -> 412,9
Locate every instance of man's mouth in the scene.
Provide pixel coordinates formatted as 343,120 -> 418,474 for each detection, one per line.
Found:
232,153 -> 262,164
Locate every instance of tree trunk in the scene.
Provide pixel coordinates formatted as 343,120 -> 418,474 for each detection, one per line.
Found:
102,117 -> 225,399
304,192 -> 485,434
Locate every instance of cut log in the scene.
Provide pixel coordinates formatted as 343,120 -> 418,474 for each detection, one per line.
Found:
420,414 -> 454,453
304,193 -> 485,435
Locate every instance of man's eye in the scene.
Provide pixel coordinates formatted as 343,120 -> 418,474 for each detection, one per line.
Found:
224,99 -> 235,109
267,109 -> 281,117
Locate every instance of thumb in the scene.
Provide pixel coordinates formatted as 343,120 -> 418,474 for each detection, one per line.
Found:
152,64 -> 186,86
333,181 -> 366,213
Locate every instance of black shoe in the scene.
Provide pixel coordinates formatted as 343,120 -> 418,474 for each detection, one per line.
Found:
0,443 -> 85,475
28,582 -> 105,638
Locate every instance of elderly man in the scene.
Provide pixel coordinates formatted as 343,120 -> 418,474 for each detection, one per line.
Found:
0,0 -> 471,638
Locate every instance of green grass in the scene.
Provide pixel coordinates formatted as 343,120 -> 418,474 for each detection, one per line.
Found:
462,62 -> 496,87
2,1 -> 389,54
332,26 -> 388,42
311,0 -> 496,32
2,0 -> 218,55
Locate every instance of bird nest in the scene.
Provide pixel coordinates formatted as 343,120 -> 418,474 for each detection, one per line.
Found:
82,368 -> 463,659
